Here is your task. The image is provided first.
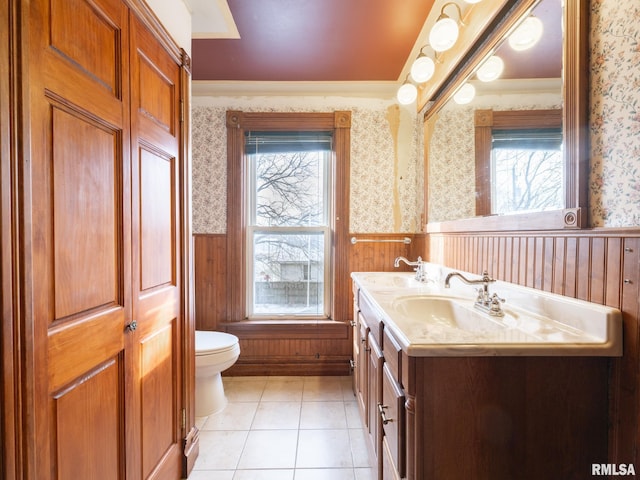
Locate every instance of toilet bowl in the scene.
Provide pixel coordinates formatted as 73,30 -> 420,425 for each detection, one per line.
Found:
195,330 -> 240,416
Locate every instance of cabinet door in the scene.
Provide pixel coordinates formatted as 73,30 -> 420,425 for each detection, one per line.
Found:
27,0 -> 132,477
127,12 -> 184,480
356,315 -> 370,424
381,363 -> 406,478
367,333 -> 383,464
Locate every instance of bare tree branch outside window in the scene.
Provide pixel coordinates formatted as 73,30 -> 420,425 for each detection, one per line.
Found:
492,147 -> 564,215
246,133 -> 331,317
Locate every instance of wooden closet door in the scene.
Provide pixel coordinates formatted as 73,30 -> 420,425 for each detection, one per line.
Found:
126,11 -> 184,480
26,0 -> 184,478
27,0 -> 132,477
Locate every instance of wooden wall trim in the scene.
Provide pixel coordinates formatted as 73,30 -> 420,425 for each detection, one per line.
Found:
179,56 -> 196,478
2,1 -> 21,477
332,114 -> 351,322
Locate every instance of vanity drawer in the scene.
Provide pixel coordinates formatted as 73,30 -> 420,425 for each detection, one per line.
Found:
383,327 -> 402,384
380,362 -> 405,478
358,290 -> 382,345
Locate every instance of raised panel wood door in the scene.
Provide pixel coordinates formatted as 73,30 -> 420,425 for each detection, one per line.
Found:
25,0 -> 183,478
28,0 -> 131,477
126,11 -> 183,480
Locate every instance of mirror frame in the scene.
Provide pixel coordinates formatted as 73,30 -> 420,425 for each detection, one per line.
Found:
424,0 -> 589,233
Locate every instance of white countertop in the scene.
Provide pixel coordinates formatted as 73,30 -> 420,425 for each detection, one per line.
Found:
351,268 -> 623,357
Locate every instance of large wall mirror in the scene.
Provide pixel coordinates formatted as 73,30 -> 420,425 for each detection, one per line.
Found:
424,0 -> 588,232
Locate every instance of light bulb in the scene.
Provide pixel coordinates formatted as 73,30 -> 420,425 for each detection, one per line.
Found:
429,17 -> 459,52
508,16 -> 543,51
453,83 -> 475,104
410,55 -> 435,83
476,55 -> 504,82
397,82 -> 418,105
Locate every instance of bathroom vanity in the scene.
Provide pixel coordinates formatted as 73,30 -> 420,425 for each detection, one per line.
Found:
351,269 -> 622,480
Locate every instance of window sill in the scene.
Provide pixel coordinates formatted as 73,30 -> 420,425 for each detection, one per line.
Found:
220,319 -> 350,340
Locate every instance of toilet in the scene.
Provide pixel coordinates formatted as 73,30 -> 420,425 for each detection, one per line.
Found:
195,330 -> 241,417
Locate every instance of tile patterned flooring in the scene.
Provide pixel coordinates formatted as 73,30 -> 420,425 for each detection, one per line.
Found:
187,376 -> 376,480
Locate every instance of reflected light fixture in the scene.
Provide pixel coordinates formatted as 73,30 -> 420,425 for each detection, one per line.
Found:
508,15 -> 544,51
463,0 -> 482,3
476,55 -> 504,82
429,2 -> 463,52
410,46 -> 437,83
397,76 -> 418,105
453,83 -> 475,104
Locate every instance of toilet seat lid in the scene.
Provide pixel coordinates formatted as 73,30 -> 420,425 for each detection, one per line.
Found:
195,331 -> 239,356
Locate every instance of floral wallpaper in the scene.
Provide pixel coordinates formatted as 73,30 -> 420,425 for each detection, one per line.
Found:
192,97 -> 421,234
589,0 -> 640,227
427,107 -> 476,222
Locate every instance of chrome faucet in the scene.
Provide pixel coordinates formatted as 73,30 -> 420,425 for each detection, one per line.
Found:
394,256 -> 429,282
444,270 -> 505,316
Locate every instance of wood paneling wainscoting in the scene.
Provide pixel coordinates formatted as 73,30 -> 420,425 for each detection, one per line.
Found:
194,232 -> 417,376
421,229 -> 640,467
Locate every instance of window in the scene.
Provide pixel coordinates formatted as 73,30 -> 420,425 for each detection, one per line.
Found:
245,132 -> 332,318
490,128 -> 563,215
474,109 -> 563,216
225,111 -> 351,323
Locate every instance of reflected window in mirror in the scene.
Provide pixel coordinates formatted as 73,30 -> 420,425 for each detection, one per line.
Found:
474,109 -> 562,216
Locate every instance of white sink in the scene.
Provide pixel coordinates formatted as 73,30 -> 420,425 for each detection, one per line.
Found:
391,295 -> 506,333
351,270 -> 623,357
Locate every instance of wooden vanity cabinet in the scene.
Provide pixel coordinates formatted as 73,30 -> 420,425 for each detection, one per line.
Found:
353,284 -> 610,480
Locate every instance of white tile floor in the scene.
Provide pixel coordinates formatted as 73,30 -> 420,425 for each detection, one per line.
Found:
187,376 -> 376,480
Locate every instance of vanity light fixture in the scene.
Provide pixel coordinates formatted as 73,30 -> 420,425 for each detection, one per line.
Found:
410,46 -> 438,83
397,75 -> 418,105
429,2 -> 464,53
508,15 -> 543,51
462,0 -> 482,3
453,83 -> 475,104
476,55 -> 504,82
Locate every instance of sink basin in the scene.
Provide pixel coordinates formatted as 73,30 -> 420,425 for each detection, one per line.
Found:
392,295 -> 506,333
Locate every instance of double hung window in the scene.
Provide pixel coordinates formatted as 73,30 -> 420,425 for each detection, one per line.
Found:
245,131 -> 332,318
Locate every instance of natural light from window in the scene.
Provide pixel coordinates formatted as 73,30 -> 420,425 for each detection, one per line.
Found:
245,131 -> 332,318
491,128 -> 564,215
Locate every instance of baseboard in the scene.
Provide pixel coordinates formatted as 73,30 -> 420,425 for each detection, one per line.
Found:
225,360 -> 352,376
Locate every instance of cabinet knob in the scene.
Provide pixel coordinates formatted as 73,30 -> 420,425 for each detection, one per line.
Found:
126,320 -> 138,332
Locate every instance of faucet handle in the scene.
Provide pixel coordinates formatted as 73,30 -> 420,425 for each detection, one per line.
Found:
480,271 -> 495,283
489,293 -> 506,316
